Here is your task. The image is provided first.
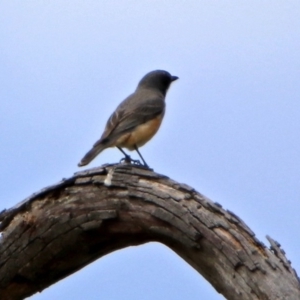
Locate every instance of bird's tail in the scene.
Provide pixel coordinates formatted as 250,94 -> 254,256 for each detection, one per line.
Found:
78,143 -> 106,167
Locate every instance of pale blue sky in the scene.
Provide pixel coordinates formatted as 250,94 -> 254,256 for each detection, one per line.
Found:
1,1 -> 300,299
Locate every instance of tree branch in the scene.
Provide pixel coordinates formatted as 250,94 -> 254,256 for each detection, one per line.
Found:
0,164 -> 299,300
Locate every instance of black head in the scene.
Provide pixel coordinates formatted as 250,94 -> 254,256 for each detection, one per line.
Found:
137,70 -> 178,95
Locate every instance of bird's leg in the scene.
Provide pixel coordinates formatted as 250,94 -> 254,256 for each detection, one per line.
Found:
134,145 -> 149,168
117,147 -> 131,163
117,147 -> 141,165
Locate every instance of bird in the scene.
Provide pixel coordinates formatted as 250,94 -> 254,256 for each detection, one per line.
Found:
78,70 -> 178,168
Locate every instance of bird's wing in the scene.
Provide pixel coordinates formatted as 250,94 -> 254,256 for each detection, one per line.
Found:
95,93 -> 165,146
115,97 -> 165,134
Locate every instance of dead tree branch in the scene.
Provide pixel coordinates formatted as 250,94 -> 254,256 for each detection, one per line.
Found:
0,164 -> 299,300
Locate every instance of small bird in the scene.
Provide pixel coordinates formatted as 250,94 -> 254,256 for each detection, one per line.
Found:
78,70 -> 178,168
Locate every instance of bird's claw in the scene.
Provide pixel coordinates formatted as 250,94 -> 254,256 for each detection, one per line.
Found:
120,155 -> 142,166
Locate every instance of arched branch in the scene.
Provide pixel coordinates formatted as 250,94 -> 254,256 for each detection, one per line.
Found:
0,164 -> 299,300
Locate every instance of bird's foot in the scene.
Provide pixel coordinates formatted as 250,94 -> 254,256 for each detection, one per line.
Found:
120,155 -> 142,166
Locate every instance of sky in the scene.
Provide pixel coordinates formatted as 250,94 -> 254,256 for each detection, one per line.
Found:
1,1 -> 300,299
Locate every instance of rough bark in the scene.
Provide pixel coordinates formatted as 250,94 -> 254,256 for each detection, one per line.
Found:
0,164 -> 299,300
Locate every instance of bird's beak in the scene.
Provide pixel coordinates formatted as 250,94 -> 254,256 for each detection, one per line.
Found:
171,76 -> 179,82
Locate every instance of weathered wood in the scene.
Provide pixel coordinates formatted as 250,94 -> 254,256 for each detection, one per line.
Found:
0,164 -> 299,300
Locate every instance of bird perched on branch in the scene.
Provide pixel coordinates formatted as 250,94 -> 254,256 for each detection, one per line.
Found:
78,70 -> 178,168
